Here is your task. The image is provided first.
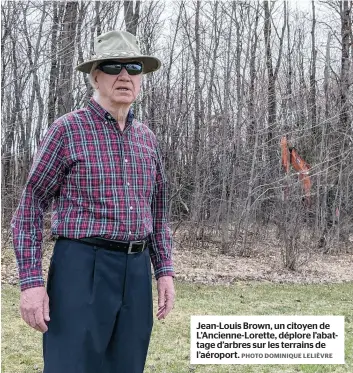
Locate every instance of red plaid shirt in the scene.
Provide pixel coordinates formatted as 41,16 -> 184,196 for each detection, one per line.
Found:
11,98 -> 174,291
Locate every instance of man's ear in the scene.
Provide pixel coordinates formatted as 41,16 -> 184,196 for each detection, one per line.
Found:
91,70 -> 99,88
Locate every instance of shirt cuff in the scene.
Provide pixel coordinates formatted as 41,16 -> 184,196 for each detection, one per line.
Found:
152,259 -> 175,279
18,267 -> 45,291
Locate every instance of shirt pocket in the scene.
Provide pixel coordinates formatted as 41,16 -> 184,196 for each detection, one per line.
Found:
135,145 -> 157,197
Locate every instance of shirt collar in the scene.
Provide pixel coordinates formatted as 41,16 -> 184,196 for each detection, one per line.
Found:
88,98 -> 135,128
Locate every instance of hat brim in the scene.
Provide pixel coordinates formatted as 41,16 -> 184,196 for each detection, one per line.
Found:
76,55 -> 161,74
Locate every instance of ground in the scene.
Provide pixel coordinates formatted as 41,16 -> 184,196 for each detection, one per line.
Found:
2,229 -> 352,373
2,228 -> 352,286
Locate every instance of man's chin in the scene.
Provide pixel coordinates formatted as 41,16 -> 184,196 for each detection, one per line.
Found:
113,98 -> 134,106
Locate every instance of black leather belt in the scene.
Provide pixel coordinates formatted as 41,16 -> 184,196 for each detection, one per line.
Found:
58,236 -> 147,254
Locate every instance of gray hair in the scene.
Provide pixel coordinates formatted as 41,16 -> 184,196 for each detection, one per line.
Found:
88,61 -> 100,99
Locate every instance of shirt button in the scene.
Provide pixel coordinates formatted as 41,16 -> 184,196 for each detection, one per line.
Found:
129,231 -> 132,235
130,206 -> 133,210
125,159 -> 128,163
104,121 -> 108,124
127,182 -> 130,186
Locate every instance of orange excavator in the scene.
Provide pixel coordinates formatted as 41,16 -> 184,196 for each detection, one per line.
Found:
281,137 -> 311,205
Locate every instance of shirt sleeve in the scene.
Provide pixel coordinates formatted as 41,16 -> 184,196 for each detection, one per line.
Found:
148,145 -> 175,279
11,122 -> 66,291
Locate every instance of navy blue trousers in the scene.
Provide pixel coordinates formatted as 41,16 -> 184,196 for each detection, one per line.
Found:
43,238 -> 153,373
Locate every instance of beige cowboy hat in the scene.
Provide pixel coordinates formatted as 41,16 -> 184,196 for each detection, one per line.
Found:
76,30 -> 161,74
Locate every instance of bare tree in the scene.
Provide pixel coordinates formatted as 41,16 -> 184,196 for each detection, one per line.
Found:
2,0 -> 352,262
47,2 -> 61,126
57,1 -> 78,118
263,1 -> 286,158
339,0 -> 351,133
309,0 -> 317,137
124,1 -> 140,36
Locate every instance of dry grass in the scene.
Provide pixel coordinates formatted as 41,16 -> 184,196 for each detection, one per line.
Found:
2,281 -> 353,373
2,227 -> 352,372
2,228 -> 353,289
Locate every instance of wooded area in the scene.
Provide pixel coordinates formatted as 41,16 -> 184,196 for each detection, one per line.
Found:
1,1 -> 352,269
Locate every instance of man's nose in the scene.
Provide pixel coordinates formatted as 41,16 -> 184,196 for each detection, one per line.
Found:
118,67 -> 130,79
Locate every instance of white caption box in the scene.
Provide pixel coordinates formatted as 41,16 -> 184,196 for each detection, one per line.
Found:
190,316 -> 345,364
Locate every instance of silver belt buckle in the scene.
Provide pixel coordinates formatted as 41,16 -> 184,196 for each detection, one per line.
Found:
128,240 -> 146,254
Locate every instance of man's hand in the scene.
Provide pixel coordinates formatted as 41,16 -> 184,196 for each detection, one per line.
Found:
20,286 -> 50,333
156,276 -> 175,320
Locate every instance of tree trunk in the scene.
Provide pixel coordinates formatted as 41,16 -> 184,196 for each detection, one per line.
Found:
309,0 -> 317,137
76,3 -> 91,104
57,1 -> 78,118
339,1 -> 351,132
247,4 -> 260,144
316,31 -> 331,239
124,1 -> 141,35
263,1 -> 286,157
20,6 -> 46,182
47,2 -> 60,126
192,1 -> 201,175
263,0 -> 276,152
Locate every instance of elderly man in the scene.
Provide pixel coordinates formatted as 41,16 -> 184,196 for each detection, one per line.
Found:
11,30 -> 175,373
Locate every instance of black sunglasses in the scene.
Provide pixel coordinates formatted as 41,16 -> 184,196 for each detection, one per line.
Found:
97,61 -> 143,76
